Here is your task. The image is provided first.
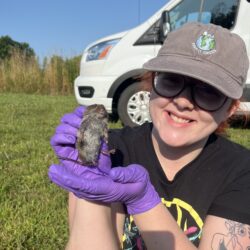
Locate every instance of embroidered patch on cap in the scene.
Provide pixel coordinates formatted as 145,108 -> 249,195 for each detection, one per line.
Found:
192,31 -> 216,55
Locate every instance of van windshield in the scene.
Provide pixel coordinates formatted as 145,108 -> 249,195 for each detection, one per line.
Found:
169,0 -> 239,30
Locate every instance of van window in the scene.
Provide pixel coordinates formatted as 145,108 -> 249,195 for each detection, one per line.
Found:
134,20 -> 162,45
169,0 -> 239,31
204,0 -> 239,29
169,0 -> 201,30
135,0 -> 240,46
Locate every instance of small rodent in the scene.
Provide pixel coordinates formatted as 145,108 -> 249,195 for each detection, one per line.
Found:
76,104 -> 109,166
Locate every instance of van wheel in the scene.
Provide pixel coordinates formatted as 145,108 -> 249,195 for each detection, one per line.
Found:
117,82 -> 151,127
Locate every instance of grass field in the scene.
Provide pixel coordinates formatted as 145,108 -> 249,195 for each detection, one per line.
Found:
0,93 -> 250,249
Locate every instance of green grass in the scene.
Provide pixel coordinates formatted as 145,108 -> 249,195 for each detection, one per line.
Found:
0,93 -> 249,249
228,130 -> 250,148
0,93 -> 78,249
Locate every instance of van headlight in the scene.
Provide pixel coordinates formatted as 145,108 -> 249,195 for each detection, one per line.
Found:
86,38 -> 120,62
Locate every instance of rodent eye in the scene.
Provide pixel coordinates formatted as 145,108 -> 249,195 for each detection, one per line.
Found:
237,227 -> 246,236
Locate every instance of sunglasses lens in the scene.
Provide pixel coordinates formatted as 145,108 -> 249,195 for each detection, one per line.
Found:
154,74 -> 184,97
194,84 -> 227,111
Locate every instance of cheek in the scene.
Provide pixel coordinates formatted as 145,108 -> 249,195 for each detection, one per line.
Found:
149,100 -> 158,125
149,92 -> 169,121
209,102 -> 232,127
201,115 -> 220,134
198,106 -> 230,134
195,98 -> 232,128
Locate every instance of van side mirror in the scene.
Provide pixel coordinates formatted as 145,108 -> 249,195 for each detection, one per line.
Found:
159,10 -> 171,43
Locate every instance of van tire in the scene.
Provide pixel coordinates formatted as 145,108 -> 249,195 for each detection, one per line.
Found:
117,82 -> 151,127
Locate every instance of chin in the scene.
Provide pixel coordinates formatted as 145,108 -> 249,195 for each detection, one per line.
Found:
164,140 -> 190,148
159,129 -> 207,148
159,132 -> 188,147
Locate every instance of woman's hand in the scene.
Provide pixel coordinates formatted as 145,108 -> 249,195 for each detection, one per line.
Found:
48,162 -> 161,215
49,105 -> 160,214
50,105 -> 85,161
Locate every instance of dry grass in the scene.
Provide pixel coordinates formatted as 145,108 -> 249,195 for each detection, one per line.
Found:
0,50 -> 80,95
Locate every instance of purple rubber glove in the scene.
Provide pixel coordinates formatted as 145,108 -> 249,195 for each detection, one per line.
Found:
49,141 -> 112,196
48,163 -> 161,215
50,105 -> 85,160
62,105 -> 85,129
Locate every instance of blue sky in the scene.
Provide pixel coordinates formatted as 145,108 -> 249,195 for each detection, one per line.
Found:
1,0 -> 167,60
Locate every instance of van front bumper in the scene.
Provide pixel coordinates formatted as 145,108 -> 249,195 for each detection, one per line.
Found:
74,75 -> 116,113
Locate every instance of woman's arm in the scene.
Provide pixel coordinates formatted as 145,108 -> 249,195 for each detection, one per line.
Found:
134,203 -> 250,250
68,193 -> 125,249
66,197 -> 120,250
68,192 -> 77,233
133,203 -> 196,250
199,215 -> 250,249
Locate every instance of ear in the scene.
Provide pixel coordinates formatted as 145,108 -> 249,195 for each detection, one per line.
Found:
227,100 -> 240,118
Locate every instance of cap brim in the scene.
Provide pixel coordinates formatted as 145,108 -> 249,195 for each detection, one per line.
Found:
143,55 -> 242,99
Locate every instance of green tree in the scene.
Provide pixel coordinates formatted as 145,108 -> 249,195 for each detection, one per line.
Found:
0,35 -> 35,60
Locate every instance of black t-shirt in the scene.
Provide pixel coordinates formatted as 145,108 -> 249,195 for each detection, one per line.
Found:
108,122 -> 250,249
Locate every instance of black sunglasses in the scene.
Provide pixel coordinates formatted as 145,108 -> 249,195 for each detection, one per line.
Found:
153,73 -> 228,112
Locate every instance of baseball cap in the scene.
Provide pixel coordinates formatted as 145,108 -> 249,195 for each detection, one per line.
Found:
143,22 -> 249,99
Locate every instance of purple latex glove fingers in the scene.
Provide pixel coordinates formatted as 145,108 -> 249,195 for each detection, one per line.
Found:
51,126 -> 77,164
56,142 -> 111,176
48,163 -> 113,203
110,164 -> 148,183
50,124 -> 77,159
110,164 -> 161,215
50,133 -> 77,159
49,164 -> 104,188
56,146 -> 78,163
60,105 -> 86,129
50,133 -> 76,146
50,140 -> 111,178
50,106 -> 85,161
55,123 -> 78,136
49,164 -> 137,203
52,105 -> 86,138
61,113 -> 82,129
49,164 -> 77,187
74,105 -> 86,117
48,165 -> 91,195
48,158 -> 108,197
56,141 -> 112,174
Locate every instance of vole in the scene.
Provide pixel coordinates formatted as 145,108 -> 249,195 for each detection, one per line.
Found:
76,104 -> 110,166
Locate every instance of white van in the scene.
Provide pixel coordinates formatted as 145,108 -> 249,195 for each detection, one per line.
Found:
74,0 -> 250,126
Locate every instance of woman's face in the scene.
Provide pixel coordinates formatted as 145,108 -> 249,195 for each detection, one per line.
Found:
149,74 -> 236,148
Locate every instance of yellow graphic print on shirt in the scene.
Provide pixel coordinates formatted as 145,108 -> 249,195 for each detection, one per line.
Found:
161,197 -> 203,241
122,198 -> 204,249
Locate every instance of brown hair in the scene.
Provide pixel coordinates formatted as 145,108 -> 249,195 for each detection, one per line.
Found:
215,99 -> 240,135
137,71 -> 154,92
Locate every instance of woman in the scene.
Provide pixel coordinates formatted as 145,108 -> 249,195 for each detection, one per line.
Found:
49,22 -> 250,249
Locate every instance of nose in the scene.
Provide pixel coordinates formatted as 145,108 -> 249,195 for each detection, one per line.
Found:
172,85 -> 195,111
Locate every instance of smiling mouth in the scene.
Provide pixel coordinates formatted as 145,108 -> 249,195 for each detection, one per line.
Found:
169,112 -> 192,124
